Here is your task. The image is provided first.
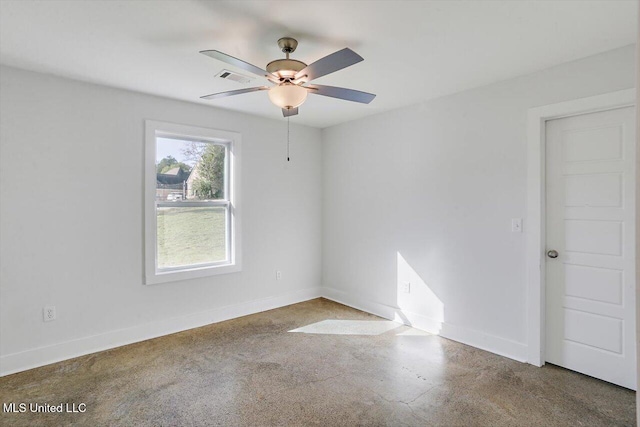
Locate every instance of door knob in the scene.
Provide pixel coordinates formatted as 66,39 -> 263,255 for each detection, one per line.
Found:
547,250 -> 559,259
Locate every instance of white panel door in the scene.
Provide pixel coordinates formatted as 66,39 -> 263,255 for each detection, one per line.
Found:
545,106 -> 636,390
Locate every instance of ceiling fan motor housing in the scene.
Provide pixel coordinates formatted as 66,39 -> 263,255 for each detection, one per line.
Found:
266,59 -> 307,80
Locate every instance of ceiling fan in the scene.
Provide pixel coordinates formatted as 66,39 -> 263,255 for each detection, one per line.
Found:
200,37 -> 376,117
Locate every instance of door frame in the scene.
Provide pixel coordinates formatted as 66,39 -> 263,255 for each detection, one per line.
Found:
526,88 -> 636,366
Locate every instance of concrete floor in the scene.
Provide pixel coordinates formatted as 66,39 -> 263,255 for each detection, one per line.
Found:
0,298 -> 635,426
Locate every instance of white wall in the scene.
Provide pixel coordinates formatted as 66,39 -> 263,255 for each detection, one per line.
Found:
321,45 -> 637,361
0,66 -> 323,375
1,44 -> 636,376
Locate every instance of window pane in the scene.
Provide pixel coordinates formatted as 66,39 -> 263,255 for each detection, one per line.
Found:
156,137 -> 226,202
157,206 -> 227,269
187,144 -> 226,201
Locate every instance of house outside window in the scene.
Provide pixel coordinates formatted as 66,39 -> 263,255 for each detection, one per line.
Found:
144,121 -> 241,284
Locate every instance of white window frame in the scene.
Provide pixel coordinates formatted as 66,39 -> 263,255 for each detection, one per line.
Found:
144,120 -> 241,285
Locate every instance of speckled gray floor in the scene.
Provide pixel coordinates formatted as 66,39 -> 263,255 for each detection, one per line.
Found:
0,298 -> 635,426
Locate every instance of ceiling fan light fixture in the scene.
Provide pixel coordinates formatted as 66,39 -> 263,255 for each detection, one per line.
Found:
268,83 -> 308,109
200,38 -> 376,117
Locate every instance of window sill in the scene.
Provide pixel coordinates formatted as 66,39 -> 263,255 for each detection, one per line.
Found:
145,262 -> 241,285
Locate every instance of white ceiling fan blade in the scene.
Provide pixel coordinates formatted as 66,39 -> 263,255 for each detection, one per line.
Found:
201,86 -> 269,100
200,50 -> 278,81
294,48 -> 363,82
306,84 -> 375,104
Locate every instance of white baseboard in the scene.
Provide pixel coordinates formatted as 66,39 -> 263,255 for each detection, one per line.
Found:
0,287 -> 322,377
322,286 -> 400,321
321,286 -> 528,363
1,285 -> 529,376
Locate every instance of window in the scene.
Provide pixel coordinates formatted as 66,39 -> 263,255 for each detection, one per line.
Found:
145,121 -> 241,284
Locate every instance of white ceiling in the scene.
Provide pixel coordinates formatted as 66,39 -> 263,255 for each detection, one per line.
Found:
0,0 -> 637,128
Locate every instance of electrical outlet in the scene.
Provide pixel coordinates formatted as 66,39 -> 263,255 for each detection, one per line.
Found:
401,282 -> 411,293
276,270 -> 282,280
43,306 -> 56,322
511,218 -> 523,233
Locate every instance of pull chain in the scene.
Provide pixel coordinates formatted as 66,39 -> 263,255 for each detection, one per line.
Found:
287,116 -> 290,162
